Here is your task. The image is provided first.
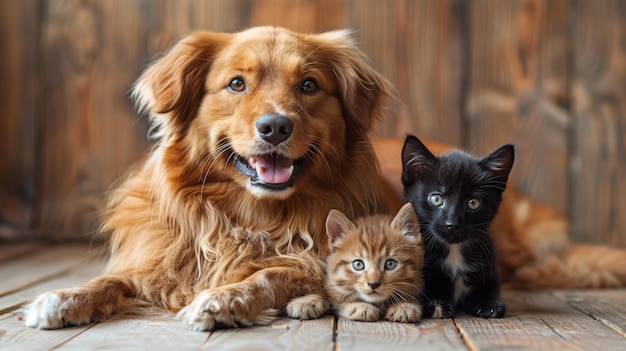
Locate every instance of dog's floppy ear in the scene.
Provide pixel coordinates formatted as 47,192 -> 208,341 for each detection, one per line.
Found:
315,30 -> 396,134
133,32 -> 231,136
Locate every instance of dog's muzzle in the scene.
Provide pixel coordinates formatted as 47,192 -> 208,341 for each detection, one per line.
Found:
235,154 -> 306,191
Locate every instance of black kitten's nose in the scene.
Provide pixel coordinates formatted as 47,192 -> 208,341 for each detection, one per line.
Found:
255,113 -> 293,146
445,222 -> 460,232
368,282 -> 381,290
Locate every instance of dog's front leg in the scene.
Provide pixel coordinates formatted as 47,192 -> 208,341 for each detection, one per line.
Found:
24,274 -> 136,329
177,267 -> 327,331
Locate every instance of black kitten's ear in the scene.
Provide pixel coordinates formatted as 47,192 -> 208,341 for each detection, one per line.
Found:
325,209 -> 357,246
401,135 -> 436,186
390,203 -> 421,239
482,143 -> 515,179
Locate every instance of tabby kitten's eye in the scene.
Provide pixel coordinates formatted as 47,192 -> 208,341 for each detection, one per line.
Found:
429,194 -> 444,207
384,259 -> 398,270
352,259 -> 365,271
467,198 -> 481,210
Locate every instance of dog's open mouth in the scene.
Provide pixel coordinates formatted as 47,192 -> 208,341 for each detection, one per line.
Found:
234,153 -> 306,190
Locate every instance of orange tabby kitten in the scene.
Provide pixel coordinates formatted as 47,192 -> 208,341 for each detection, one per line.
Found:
324,203 -> 424,322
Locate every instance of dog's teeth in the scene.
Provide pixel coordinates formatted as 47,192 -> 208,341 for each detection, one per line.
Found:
255,164 -> 263,176
288,165 -> 294,177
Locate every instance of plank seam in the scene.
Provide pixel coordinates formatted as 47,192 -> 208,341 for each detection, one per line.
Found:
453,319 -> 478,351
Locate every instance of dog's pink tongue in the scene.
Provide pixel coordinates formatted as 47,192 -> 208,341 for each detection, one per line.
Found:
250,156 -> 294,184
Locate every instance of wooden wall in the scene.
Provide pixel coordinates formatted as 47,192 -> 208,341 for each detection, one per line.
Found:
0,0 -> 624,246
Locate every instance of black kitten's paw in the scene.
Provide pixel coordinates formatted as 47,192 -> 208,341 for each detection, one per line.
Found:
424,300 -> 455,319
466,300 -> 505,318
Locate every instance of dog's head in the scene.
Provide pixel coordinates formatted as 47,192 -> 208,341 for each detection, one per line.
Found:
134,26 -> 394,200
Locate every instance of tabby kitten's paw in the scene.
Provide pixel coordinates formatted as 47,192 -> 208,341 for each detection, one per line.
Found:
285,293 -> 330,320
384,302 -> 422,323
466,300 -> 506,318
424,300 -> 455,318
338,302 -> 381,321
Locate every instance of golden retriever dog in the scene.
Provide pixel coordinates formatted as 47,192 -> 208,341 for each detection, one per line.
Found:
25,26 -> 396,331
25,26 -> 626,331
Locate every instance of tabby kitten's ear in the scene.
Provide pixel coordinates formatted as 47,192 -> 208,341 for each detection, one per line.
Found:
481,144 -> 515,179
326,209 -> 357,246
401,135 -> 437,186
390,203 -> 421,239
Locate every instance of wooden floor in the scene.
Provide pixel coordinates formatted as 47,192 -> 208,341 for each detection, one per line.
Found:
1,244 -> 626,351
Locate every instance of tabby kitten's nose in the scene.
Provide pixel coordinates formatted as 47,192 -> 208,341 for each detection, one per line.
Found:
368,282 -> 381,290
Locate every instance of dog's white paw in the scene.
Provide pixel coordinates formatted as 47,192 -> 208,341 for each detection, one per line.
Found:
285,293 -> 330,320
177,289 -> 277,331
24,292 -> 89,329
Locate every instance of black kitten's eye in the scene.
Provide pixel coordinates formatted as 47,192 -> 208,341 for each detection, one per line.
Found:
429,194 -> 444,207
301,79 -> 318,94
352,259 -> 365,271
467,198 -> 481,210
384,259 -> 398,270
228,78 -> 246,93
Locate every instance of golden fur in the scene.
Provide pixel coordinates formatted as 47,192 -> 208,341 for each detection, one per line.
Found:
25,26 -> 396,331
325,203 -> 424,323
25,26 -> 626,331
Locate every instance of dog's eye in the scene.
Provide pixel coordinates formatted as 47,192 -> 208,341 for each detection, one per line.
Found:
301,79 -> 318,94
228,78 -> 246,93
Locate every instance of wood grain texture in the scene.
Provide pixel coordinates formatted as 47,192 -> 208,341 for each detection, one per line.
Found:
204,316 -> 334,351
57,314 -> 209,351
336,318 -> 466,350
0,257 -> 105,314
1,244 -> 626,350
0,0 -> 623,245
455,290 -> 626,350
35,0 -> 150,240
0,313 -> 95,351
350,0 -> 406,138
570,0 -> 626,246
0,244 -> 100,297
399,0 -> 465,145
0,0 -> 38,240
465,0 -> 571,216
557,290 -> 626,338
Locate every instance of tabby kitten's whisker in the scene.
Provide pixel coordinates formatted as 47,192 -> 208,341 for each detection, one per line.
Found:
324,204 -> 424,323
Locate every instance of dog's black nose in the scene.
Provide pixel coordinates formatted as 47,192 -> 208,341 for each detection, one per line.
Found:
255,114 -> 293,146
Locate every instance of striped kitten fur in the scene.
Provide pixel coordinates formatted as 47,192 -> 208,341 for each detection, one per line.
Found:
324,203 -> 424,322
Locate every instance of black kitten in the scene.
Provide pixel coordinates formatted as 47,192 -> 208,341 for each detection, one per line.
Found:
401,135 -> 514,319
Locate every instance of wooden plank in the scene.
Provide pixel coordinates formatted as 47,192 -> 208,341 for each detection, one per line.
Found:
456,290 -> 626,350
350,0 -> 405,138
0,0 -> 38,240
249,0 -> 349,32
0,257 -> 106,314
0,243 -> 42,263
0,312 -> 94,351
557,290 -> 626,338
35,0 -> 149,240
570,0 -> 626,246
465,0 -> 570,215
203,316 -> 334,351
336,317 -> 466,351
52,314 -> 209,351
513,0 -> 570,215
399,0 -> 465,145
0,245 -> 101,297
